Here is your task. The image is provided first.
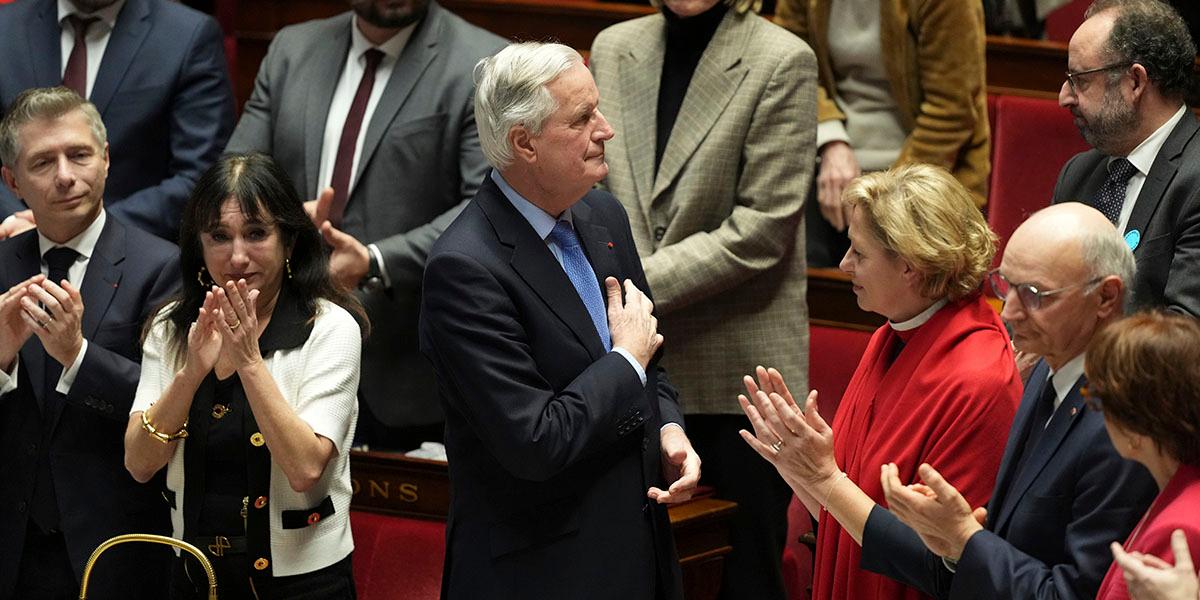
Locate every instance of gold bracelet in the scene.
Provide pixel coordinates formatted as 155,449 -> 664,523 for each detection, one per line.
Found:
141,406 -> 188,444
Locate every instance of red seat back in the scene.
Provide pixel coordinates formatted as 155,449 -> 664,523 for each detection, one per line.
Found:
351,511 -> 445,600
988,95 -> 1089,265
1045,0 -> 1091,42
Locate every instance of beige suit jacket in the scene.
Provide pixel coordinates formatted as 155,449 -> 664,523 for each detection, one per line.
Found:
591,9 -> 816,415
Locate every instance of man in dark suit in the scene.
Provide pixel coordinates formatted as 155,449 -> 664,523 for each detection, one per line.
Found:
856,203 -> 1158,600
0,87 -> 178,599
0,0 -> 234,242
419,42 -> 701,600
1051,0 -> 1200,316
226,0 -> 505,450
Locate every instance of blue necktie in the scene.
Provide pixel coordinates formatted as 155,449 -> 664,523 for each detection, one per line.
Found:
548,220 -> 611,352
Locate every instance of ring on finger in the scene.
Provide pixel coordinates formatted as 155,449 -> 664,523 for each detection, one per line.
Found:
770,440 -> 783,453
228,319 -> 241,331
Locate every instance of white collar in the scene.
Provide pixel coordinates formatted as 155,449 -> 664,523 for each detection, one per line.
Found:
1121,104 -> 1187,177
38,209 -> 106,261
350,15 -> 417,62
57,0 -> 125,30
1047,352 -> 1086,404
889,298 -> 948,332
490,170 -> 572,240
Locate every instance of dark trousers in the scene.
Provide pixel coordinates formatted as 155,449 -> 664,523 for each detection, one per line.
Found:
686,414 -> 791,600
15,524 -> 77,600
804,180 -> 851,269
170,552 -> 355,600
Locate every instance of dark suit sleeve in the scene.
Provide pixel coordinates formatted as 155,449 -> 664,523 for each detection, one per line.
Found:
64,251 -> 179,421
421,249 -> 649,482
861,505 -> 955,599
371,73 -> 495,291
948,433 -> 1155,600
1159,192 -> 1200,317
106,16 -> 234,240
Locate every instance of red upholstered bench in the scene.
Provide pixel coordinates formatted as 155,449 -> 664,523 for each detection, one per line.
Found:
351,511 -> 445,600
782,324 -> 873,600
987,95 -> 1090,265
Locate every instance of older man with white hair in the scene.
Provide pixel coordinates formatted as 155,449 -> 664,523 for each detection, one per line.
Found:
419,42 -> 700,600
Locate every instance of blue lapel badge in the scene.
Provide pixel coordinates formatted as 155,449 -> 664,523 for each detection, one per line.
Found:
1125,230 -> 1141,252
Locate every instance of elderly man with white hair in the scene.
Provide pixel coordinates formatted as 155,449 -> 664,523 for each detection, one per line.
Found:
418,42 -> 700,600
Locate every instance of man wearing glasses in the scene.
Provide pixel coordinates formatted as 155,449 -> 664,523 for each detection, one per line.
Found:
858,203 -> 1158,600
1053,0 -> 1200,316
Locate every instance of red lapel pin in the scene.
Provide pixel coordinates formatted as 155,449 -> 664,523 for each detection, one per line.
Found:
607,242 -> 614,249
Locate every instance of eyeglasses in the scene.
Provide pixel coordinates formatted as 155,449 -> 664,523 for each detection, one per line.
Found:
987,270 -> 1103,310
1064,62 -> 1131,93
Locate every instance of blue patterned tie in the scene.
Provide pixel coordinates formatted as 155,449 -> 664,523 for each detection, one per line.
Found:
1093,158 -> 1137,225
548,220 -> 611,351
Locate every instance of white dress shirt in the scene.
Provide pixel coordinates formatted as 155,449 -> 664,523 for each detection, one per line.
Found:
57,0 -> 126,99
0,210 -> 107,395
1114,104 -> 1187,232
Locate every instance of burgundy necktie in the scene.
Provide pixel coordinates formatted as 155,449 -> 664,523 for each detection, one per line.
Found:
63,15 -> 99,97
328,48 -> 384,228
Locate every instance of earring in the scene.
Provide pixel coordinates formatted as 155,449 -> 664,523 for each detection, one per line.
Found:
286,258 -> 293,279
196,267 -> 211,288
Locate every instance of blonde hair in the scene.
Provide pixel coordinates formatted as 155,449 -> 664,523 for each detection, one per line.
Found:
648,0 -> 760,14
844,164 -> 997,301
0,86 -> 106,168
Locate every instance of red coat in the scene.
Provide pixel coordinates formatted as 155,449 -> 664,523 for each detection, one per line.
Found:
1096,463 -> 1200,600
814,293 -> 1022,600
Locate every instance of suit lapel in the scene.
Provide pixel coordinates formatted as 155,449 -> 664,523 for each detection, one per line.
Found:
477,178 -> 607,360
29,0 -> 62,87
651,10 -> 748,200
90,0 -> 151,113
572,201 -> 621,291
78,217 -> 124,339
352,4 -> 442,199
993,369 -> 1087,534
1124,112 -> 1200,239
303,15 -> 353,198
615,18 -> 664,217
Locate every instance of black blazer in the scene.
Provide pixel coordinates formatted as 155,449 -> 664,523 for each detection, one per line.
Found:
419,176 -> 684,600
0,217 -> 179,599
0,0 -> 235,240
1052,110 -> 1200,317
861,360 -> 1157,600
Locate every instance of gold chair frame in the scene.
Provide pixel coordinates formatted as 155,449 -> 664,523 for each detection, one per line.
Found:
78,533 -> 217,599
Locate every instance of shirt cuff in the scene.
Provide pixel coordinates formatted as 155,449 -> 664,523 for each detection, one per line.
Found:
612,346 -> 646,386
55,339 -> 87,395
660,422 -> 684,433
367,243 -> 391,289
817,120 -> 851,151
0,354 -> 19,395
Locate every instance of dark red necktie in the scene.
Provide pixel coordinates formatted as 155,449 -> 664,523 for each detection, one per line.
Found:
63,15 -> 99,97
328,48 -> 384,228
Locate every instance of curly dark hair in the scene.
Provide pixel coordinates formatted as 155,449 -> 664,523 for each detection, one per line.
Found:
151,152 -> 369,360
1085,311 -> 1200,466
1085,0 -> 1196,99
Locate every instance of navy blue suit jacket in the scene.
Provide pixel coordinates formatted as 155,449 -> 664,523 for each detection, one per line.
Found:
0,0 -> 235,241
0,217 -> 179,599
861,360 -> 1157,600
419,176 -> 684,600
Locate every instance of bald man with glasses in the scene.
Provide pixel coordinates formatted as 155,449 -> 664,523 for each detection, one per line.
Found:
852,202 -> 1158,600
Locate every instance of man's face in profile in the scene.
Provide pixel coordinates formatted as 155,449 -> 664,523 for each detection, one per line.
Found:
350,0 -> 429,29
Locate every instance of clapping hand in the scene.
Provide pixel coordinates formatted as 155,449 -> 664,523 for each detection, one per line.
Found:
183,290 -> 223,379
1112,530 -> 1200,600
20,278 -> 85,368
879,462 -> 986,561
0,274 -> 44,370
214,280 -> 261,371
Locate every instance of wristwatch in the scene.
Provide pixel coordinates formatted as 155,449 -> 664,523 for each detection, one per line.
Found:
361,250 -> 385,292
